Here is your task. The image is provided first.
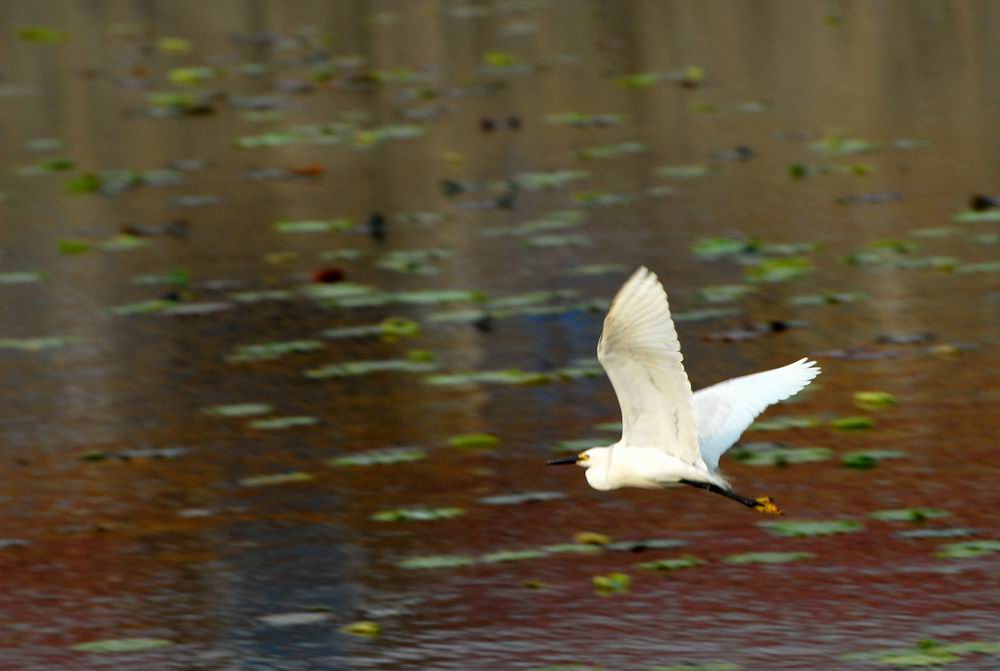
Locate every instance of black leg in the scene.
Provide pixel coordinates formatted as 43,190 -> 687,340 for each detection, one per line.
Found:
679,480 -> 782,515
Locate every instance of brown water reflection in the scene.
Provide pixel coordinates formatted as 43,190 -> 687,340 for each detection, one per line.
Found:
1,1 -> 998,669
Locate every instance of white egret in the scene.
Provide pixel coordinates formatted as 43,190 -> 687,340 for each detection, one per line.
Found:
547,266 -> 820,514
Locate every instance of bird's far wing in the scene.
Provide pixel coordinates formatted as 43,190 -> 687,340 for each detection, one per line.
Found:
694,358 -> 821,469
597,267 -> 701,464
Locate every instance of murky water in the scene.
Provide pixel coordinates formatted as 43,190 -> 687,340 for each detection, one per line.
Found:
1,1 -> 998,669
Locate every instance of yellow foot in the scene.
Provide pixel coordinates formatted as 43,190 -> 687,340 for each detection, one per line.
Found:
753,496 -> 783,515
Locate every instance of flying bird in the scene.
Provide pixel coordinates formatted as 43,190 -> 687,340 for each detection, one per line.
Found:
547,266 -> 820,514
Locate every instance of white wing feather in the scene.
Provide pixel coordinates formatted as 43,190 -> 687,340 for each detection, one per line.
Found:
597,267 -> 702,465
694,358 -> 821,470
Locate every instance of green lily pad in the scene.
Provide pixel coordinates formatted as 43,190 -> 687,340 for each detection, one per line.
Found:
371,507 -> 464,522
526,233 -> 590,248
299,283 -> 374,301
481,549 -> 548,563
513,169 -> 590,191
935,540 -> 1000,559
0,336 -> 79,351
830,416 -> 875,431
841,449 -> 908,469
698,285 -> 755,303
258,612 -> 332,627
58,239 -> 92,254
956,261 -> 1000,273
341,621 -> 380,638
656,164 -> 720,179
332,289 -> 484,308
673,308 -> 741,323
759,519 -> 862,537
377,248 -> 452,274
545,112 -> 622,127
203,403 -> 273,417
566,264 -> 629,276
168,66 -> 220,85
322,317 -> 420,340
789,292 -> 866,306
543,543 -> 603,555
749,416 -> 820,431
328,447 -> 426,467
306,358 -> 436,378
398,555 -> 476,569
592,571 -> 631,593
247,416 -> 318,430
953,209 -> 1000,223
898,528 -> 977,539
723,552 -> 814,564
637,555 -> 704,571
0,271 -> 44,284
478,491 -> 567,505
229,290 -> 293,303
19,27 -> 72,43
448,433 -> 501,449
731,445 -> 832,466
853,391 -> 896,410
605,539 -> 687,552
870,508 -> 950,523
227,339 -> 325,363
424,368 -> 552,386
745,257 -> 814,283
71,638 -> 172,653
239,472 -> 315,487
692,237 -> 758,260
577,141 -> 648,160
274,218 -> 353,233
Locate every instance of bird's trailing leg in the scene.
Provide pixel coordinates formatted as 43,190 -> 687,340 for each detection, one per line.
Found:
679,480 -> 783,515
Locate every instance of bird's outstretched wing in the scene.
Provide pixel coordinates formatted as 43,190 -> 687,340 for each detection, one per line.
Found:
597,267 -> 702,464
694,358 -> 821,469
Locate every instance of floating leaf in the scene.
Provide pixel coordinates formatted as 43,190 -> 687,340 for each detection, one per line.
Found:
841,449 -> 908,469
749,416 -> 820,431
331,289 -> 484,308
18,27 -> 71,43
637,555 -> 704,571
71,638 -> 172,653
0,336 -> 79,351
789,292 -> 866,306
239,472 -> 315,487
759,519 -> 862,537
448,433 -> 500,449
543,544 -> 602,555
723,552 -> 814,564
328,447 -> 426,467
731,445 -> 831,466
953,209 -> 1000,223
341,621 -> 380,638
307,358 -> 436,378
545,112 -> 622,127
956,261 -> 1000,273
371,507 -> 464,522
482,549 -> 548,563
573,532 -> 612,546
109,299 -> 175,316
870,508 -> 951,523
248,416 -> 318,430
692,237 -> 758,260
673,308 -> 740,323
322,317 -> 420,340
830,416 -> 875,431
592,572 -> 631,593
258,612 -> 332,627
227,339 -> 325,363
58,239 -> 92,254
513,169 -> 590,191
898,528 -> 977,539
478,491 -> 567,505
935,540 -> 1000,559
656,164 -> 720,179
698,285 -> 755,304
605,539 -> 687,552
746,257 -> 814,283
399,554 -> 476,569
576,141 -> 648,160
203,403 -> 273,417
853,391 -> 896,410
566,264 -> 629,276
274,219 -> 353,233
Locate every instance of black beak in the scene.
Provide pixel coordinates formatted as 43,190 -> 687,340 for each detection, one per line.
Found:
546,456 -> 580,466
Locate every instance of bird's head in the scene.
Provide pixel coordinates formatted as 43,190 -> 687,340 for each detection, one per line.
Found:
546,447 -> 608,469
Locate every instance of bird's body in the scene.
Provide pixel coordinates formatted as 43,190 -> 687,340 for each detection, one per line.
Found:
547,266 -> 821,514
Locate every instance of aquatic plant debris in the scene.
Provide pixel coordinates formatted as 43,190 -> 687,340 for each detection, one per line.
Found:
870,508 -> 950,523
636,556 -> 704,571
371,507 -> 464,522
841,450 -> 908,469
71,638 -> 173,653
842,639 -> 1000,666
592,572 -> 631,594
759,519 -> 863,537
723,552 -> 814,564
239,472 -> 315,487
447,433 -> 501,449
731,445 -> 831,466
203,403 -> 273,417
327,447 -> 426,467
